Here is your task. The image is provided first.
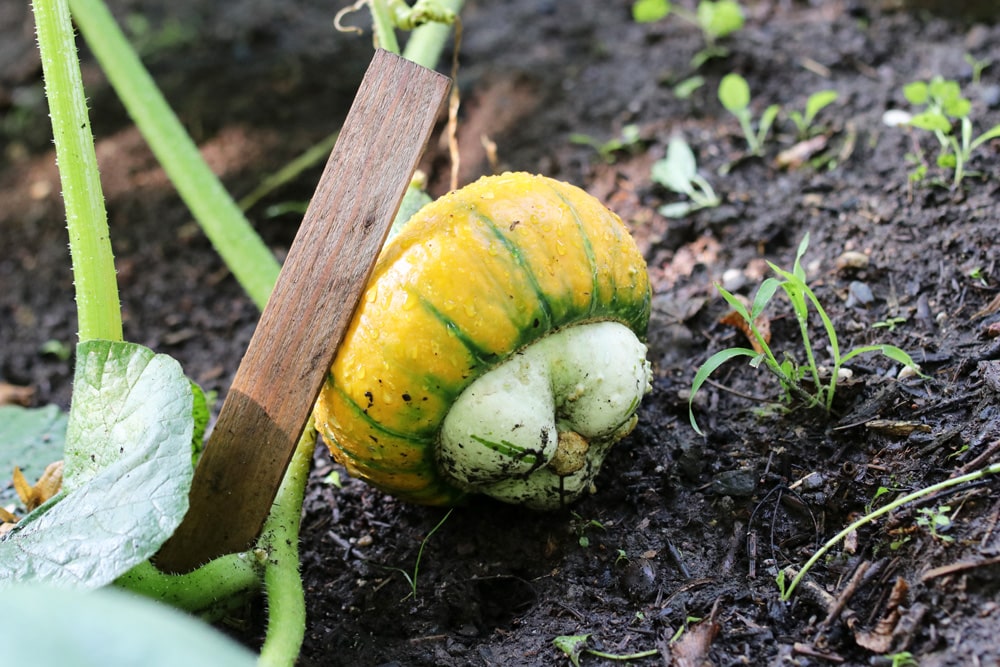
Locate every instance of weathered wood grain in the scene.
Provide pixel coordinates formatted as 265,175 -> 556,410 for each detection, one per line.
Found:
156,50 -> 450,572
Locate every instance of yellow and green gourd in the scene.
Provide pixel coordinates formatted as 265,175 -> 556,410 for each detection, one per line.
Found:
314,172 -> 652,510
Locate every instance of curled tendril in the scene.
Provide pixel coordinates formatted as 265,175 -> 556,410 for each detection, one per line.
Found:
333,0 -> 369,36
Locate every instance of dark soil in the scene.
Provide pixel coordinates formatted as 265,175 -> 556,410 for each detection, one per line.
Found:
4,1 -> 1000,665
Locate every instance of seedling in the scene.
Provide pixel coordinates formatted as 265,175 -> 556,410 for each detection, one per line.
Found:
632,0 -> 744,68
780,463 -> 1000,601
553,633 -> 658,666
382,508 -> 453,601
787,89 -> 838,140
964,53 -> 991,86
903,76 -> 1000,187
915,505 -> 954,543
651,135 -> 721,217
888,651 -> 919,667
673,75 -> 705,99
571,512 -> 607,548
718,73 -> 780,156
871,316 -> 906,332
689,233 -> 921,434
570,124 -> 642,163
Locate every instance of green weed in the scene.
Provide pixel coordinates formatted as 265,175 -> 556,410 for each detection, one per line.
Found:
632,0 -> 743,67
689,233 -> 921,434
904,76 -> 1000,187
718,73 -> 780,155
787,89 -> 839,140
651,135 -> 721,217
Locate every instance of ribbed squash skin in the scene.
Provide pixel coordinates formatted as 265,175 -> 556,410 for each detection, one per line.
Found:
314,172 -> 651,505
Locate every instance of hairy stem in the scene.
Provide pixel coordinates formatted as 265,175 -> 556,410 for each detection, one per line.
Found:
32,0 -> 122,342
257,423 -> 317,666
115,553 -> 264,619
68,0 -> 280,310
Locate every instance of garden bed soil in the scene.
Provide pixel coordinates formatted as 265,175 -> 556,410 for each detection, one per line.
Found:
3,1 -> 1000,665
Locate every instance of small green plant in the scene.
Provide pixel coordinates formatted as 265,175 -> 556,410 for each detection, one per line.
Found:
673,75 -> 705,99
915,505 -> 954,543
888,651 -> 919,667
571,512 -> 607,548
553,634 -> 658,666
632,0 -> 743,67
651,135 -> 721,217
384,508 -> 454,601
689,233 -> 920,434
570,124 -> 642,163
969,266 -> 989,287
718,73 -> 780,156
780,463 -> 1000,601
871,316 -> 906,332
964,53 -> 991,85
787,89 -> 838,140
903,76 -> 1000,187
865,486 -> 892,515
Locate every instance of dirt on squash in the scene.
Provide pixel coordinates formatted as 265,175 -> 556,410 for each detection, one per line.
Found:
3,1 -> 1000,665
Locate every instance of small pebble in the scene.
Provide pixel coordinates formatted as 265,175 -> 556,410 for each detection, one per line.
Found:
882,109 -> 913,127
721,268 -> 746,292
798,471 -> 824,491
710,468 -> 757,497
620,558 -> 658,602
845,281 -> 874,308
981,84 -> 1000,109
835,250 -> 869,271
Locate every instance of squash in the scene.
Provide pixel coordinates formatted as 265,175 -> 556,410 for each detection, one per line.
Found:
313,172 -> 652,509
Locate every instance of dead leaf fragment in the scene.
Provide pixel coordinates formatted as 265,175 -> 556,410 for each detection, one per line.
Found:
720,305 -> 772,353
864,419 -> 932,437
774,135 -> 829,170
12,461 -> 64,511
850,577 -> 908,653
0,382 -> 34,406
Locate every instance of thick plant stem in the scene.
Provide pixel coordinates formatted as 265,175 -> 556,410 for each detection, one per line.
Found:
32,0 -> 122,342
67,0 -> 280,310
115,553 -> 264,619
258,423 -> 317,667
403,0 -> 465,69
369,0 -> 402,54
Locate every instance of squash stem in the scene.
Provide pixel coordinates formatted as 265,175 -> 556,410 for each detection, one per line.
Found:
115,554 -> 264,619
403,0 -> 465,70
32,0 -> 122,342
67,0 -> 280,310
257,422 -> 317,666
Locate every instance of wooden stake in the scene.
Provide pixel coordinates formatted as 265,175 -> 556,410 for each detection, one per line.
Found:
156,50 -> 450,572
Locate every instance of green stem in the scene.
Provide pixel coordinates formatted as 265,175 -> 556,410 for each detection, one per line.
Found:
238,132 -> 339,213
586,648 -> 660,661
257,422 -> 317,667
782,462 -> 1000,600
115,553 -> 264,619
370,0 -> 402,54
32,0 -> 122,342
67,0 -> 280,310
402,0 -> 465,69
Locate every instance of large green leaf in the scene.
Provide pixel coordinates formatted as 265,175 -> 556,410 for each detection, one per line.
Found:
0,340 -> 194,588
1,584 -> 256,666
0,404 -> 67,506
